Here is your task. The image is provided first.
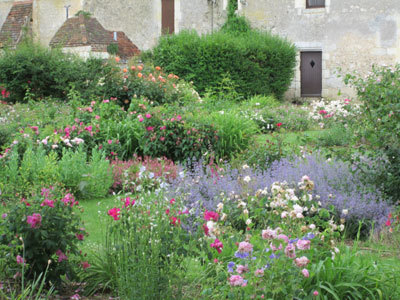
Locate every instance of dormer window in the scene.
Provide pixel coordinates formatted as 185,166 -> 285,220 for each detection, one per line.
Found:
306,0 -> 325,8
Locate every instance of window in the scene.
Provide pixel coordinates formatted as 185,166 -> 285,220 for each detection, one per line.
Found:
162,0 -> 174,34
306,0 -> 325,8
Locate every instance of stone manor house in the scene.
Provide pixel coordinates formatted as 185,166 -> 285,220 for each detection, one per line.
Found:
0,0 -> 399,98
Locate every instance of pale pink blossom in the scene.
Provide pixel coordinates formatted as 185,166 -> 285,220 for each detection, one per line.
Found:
295,256 -> 310,267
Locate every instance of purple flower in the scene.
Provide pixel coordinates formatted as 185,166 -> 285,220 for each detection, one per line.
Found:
235,251 -> 249,259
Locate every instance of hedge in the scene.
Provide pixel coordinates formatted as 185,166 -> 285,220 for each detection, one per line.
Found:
151,29 -> 296,99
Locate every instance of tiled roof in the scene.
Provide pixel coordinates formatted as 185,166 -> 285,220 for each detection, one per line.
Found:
0,1 -> 33,48
109,31 -> 140,58
50,14 -> 115,50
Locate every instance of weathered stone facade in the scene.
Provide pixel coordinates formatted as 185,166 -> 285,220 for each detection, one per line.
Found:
239,0 -> 400,98
0,0 -> 399,98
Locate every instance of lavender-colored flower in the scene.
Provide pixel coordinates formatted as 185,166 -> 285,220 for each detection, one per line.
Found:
235,251 -> 249,259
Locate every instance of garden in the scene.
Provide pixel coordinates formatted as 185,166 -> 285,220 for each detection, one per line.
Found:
0,6 -> 400,300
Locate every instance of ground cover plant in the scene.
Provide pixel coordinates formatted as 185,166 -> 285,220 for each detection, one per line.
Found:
0,48 -> 399,300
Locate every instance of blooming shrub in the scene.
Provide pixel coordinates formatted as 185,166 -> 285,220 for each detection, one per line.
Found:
110,156 -> 178,193
308,98 -> 360,129
0,188 -> 86,285
345,64 -> 400,203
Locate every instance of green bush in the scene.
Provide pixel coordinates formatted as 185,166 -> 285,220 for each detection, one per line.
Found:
0,41 -> 112,103
345,64 -> 400,203
151,28 -> 296,99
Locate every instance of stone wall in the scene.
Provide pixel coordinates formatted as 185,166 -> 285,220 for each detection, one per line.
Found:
239,0 -> 400,98
32,0 -> 83,47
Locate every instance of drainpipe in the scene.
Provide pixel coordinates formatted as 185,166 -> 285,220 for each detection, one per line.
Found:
211,0 -> 214,32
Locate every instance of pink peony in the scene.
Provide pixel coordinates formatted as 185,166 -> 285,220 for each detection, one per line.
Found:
295,256 -> 310,267
145,113 -> 152,119
238,241 -> 253,253
296,239 -> 311,250
262,229 -> 277,240
27,213 -> 42,228
301,268 -> 310,278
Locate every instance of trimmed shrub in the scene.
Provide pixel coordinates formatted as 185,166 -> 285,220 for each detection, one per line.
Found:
151,29 -> 296,99
0,41 -> 112,103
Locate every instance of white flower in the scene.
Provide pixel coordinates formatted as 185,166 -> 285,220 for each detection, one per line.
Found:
242,164 -> 249,170
296,213 -> 304,219
281,211 -> 288,218
339,224 -> 345,231
246,219 -> 252,225
243,209 -> 249,215
243,176 -> 251,183
217,202 -> 224,211
221,213 -> 227,221
219,111 -> 224,115
293,204 -> 303,214
342,209 -> 348,216
309,224 -> 316,230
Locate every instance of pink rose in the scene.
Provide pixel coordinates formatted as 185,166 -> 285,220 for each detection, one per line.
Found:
296,239 -> 311,250
295,256 -> 310,267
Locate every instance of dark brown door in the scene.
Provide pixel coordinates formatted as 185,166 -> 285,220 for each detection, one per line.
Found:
301,51 -> 322,97
162,0 -> 174,34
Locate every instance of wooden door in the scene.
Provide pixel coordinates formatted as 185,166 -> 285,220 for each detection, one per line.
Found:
162,0 -> 174,34
301,51 -> 322,97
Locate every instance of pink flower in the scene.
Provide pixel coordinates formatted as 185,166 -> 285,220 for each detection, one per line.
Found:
270,242 -> 282,252
276,122 -> 283,127
56,249 -> 68,262
160,137 -> 165,141
81,261 -> 90,269
108,140 -> 113,145
176,115 -> 182,121
165,209 -> 170,215
313,291 -> 319,296
95,115 -> 100,120
296,239 -> 311,250
295,256 -> 310,267
84,126 -> 92,132
210,238 -> 223,254
124,197 -> 135,207
277,234 -> 289,243
319,110 -> 328,115
62,193 -> 78,207
108,208 -> 121,220
170,198 -> 175,204
145,113 -> 152,119
170,216 -> 180,226
204,210 -> 219,221
238,241 -> 253,253
236,264 -> 249,274
41,199 -> 55,208
203,223 -> 209,236
70,294 -> 80,300
75,233 -> 84,241
90,101 -> 96,106
301,268 -> 310,278
146,126 -> 154,132
284,243 -> 296,258
229,275 -> 246,287
160,126 -> 166,130
262,229 -> 277,240
139,118 -> 144,122
27,213 -> 42,228
103,99 -> 109,103
254,268 -> 264,277
16,255 -> 24,265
